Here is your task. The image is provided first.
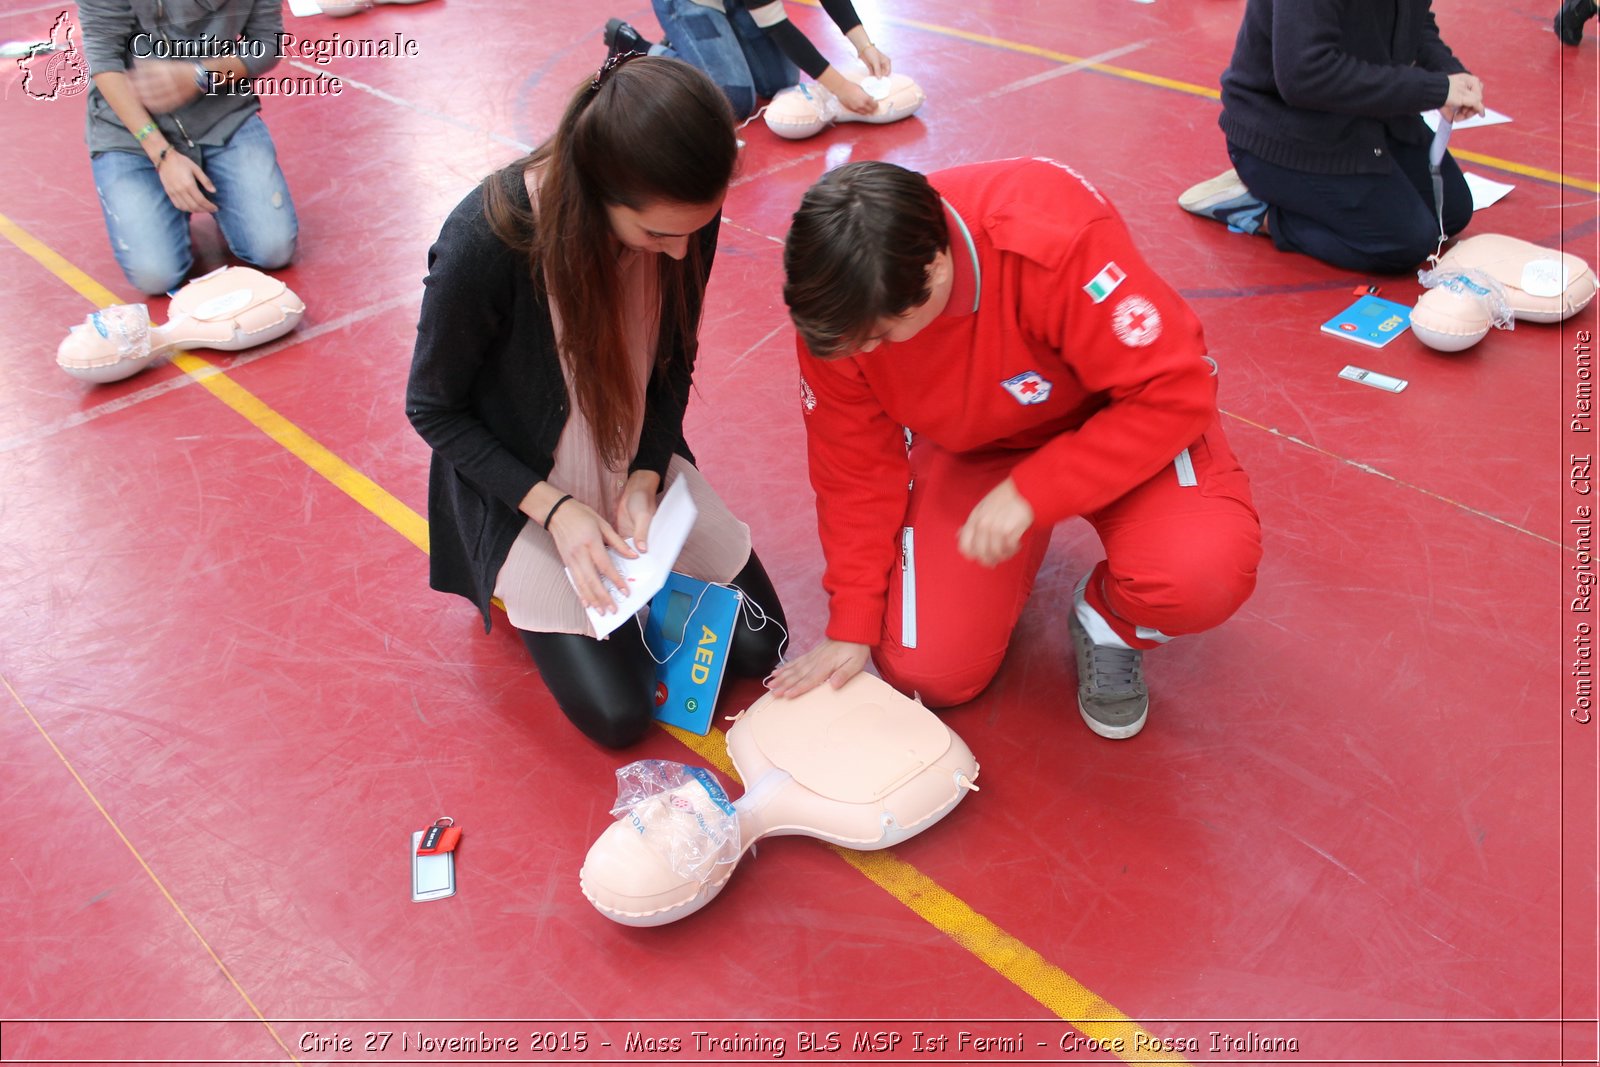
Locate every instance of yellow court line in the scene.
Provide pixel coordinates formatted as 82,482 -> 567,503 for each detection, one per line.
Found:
663,725 -> 1185,1061
0,211 -> 431,556
0,673 -> 305,1065
792,0 -> 1600,195
889,14 -> 1220,99
4,214 -> 1188,1064
169,353 -> 431,554
0,212 -> 124,306
1451,147 -> 1598,193
834,849 -> 1169,1055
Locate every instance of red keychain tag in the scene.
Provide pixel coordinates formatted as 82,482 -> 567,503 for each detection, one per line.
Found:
416,817 -> 461,855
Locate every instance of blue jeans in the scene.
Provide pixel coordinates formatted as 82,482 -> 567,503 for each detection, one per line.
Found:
91,114 -> 299,295
650,0 -> 797,119
1229,137 -> 1473,275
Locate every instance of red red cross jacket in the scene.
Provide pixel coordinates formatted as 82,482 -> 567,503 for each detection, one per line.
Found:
797,157 -> 1219,645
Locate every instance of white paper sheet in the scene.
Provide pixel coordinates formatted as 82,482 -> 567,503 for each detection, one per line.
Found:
1422,107 -> 1512,131
568,477 -> 699,639
1464,172 -> 1515,211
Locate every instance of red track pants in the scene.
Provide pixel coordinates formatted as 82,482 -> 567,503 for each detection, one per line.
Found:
874,416 -> 1262,707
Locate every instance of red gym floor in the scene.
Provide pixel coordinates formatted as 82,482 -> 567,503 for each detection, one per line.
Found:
1,1 -> 1596,1064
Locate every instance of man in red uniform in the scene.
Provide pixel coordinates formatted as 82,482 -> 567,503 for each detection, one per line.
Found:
771,157 -> 1262,738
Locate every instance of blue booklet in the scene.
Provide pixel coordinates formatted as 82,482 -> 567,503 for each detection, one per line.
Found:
1321,295 -> 1412,348
642,573 -> 742,735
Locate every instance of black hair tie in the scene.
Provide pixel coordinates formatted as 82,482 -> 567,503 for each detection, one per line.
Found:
543,493 -> 574,530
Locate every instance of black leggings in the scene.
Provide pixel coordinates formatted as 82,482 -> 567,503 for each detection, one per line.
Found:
519,550 -> 787,748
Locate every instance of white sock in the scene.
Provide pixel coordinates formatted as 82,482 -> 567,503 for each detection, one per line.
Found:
1073,571 -> 1132,650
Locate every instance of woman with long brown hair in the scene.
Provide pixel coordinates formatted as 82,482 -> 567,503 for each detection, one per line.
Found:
406,55 -> 785,747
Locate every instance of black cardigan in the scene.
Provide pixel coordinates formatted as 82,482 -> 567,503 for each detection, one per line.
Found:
405,167 -> 717,630
1219,0 -> 1467,175
730,0 -> 864,80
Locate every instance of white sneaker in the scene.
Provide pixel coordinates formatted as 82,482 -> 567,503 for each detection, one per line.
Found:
1178,168 -> 1268,235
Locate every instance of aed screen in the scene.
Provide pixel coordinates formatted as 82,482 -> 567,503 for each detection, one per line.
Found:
661,588 -> 692,644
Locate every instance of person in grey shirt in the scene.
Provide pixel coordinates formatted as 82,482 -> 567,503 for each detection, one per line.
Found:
79,0 -> 297,294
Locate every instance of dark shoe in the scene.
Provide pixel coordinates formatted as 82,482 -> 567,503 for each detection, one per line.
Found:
1556,0 -> 1597,44
604,17 -> 653,58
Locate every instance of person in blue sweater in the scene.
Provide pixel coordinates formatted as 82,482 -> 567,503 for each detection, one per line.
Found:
602,0 -> 889,120
1179,0 -> 1485,274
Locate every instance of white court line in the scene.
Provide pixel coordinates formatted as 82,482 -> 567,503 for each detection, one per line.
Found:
978,39 -> 1154,101
732,147 -> 832,190
718,215 -> 784,246
286,60 -> 534,152
5,52 -> 494,456
724,322 -> 792,372
1220,409 -> 1558,548
0,3 -> 75,22
2,293 -> 417,455
106,40 -> 1555,559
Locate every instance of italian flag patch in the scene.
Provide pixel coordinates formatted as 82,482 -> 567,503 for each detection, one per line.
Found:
1083,262 -> 1126,304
